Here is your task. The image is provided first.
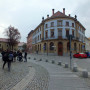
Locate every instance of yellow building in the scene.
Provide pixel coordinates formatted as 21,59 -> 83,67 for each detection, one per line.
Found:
0,38 -> 18,52
31,8 -> 86,56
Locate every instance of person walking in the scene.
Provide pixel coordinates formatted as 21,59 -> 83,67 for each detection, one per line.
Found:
19,51 -> 23,62
24,51 -> 27,62
13,51 -> 17,62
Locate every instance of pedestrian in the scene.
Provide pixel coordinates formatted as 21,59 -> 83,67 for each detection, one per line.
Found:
24,51 -> 27,62
1,50 -> 5,61
13,50 -> 17,62
2,50 -> 13,71
19,51 -> 23,62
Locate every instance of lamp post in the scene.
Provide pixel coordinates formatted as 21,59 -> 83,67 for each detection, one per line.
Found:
68,35 -> 74,69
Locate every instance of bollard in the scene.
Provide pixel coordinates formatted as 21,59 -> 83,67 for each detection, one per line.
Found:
28,57 -> 31,59
34,58 -> 36,60
58,61 -> 62,65
52,60 -> 55,64
45,59 -> 48,62
73,67 -> 78,72
64,63 -> 68,68
39,59 -> 42,61
82,69 -> 88,78
72,63 -> 78,72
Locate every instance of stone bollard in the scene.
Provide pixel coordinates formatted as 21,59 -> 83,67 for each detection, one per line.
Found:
72,63 -> 78,72
82,69 -> 88,78
58,61 -> 62,65
45,59 -> 48,62
52,60 -> 55,64
34,58 -> 36,60
39,59 -> 42,61
64,63 -> 68,68
28,57 -> 31,59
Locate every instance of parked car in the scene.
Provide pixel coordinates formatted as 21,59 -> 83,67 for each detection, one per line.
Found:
73,53 -> 87,58
85,52 -> 90,58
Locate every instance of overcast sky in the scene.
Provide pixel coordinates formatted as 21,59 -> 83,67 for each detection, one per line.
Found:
0,0 -> 90,42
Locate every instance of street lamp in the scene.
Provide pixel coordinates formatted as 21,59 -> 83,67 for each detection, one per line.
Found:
68,35 -> 74,69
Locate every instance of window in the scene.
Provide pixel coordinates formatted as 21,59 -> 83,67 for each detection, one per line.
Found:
51,22 -> 54,27
38,45 -> 39,51
40,34 -> 41,40
50,29 -> 54,37
40,27 -> 41,31
40,44 -> 41,51
57,20 -> 62,26
66,29 -> 69,37
72,23 -> 74,27
66,22 -> 69,26
72,30 -> 74,36
50,42 -> 54,50
45,30 -> 48,38
38,35 -> 39,40
74,43 -> 77,51
45,24 -> 48,28
58,29 -> 62,36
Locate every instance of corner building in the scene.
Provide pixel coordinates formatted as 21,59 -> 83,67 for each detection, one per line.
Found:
32,8 -> 86,56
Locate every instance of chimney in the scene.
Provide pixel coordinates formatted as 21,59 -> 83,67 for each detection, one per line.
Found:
52,9 -> 54,15
42,17 -> 44,21
63,8 -> 65,15
47,15 -> 49,18
75,15 -> 77,19
69,14 -> 70,17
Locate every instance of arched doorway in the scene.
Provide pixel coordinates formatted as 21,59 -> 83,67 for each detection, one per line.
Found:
58,42 -> 63,56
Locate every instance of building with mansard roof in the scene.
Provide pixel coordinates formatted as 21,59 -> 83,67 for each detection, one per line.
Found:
28,8 -> 86,56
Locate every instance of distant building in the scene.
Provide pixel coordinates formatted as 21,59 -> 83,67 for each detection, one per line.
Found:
28,8 -> 86,56
85,37 -> 90,52
18,42 -> 26,51
27,30 -> 33,53
0,38 -> 18,51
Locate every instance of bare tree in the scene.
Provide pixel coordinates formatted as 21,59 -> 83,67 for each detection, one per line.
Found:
4,25 -> 21,50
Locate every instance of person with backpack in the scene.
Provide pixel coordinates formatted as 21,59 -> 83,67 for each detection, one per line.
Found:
2,50 -> 13,71
24,51 -> 27,62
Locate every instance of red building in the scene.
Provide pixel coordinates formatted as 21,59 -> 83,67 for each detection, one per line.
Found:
27,30 -> 33,53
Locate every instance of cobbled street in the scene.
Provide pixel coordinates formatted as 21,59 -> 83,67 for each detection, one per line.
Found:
0,54 -> 90,90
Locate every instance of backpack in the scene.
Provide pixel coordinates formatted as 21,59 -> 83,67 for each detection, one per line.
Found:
8,54 -> 13,60
4,53 -> 8,57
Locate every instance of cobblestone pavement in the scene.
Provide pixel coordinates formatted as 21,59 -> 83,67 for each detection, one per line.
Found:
0,54 -> 90,90
0,57 -> 49,90
0,60 -> 29,90
27,54 -> 90,89
23,64 -> 49,90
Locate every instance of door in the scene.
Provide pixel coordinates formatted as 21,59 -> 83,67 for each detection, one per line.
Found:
58,42 -> 63,56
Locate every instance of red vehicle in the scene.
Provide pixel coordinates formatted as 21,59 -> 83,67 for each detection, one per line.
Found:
73,53 -> 87,58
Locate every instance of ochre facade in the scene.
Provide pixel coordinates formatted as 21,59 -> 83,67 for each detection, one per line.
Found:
27,8 -> 86,56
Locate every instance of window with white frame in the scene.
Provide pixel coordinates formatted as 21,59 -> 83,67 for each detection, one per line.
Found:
50,29 -> 54,37
57,20 -> 62,26
51,22 -> 54,27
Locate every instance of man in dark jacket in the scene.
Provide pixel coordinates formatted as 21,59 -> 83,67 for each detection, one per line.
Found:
24,51 -> 27,62
2,50 -> 13,71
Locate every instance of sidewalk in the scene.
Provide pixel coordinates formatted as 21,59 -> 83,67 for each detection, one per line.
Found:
0,54 -> 90,90
27,54 -> 90,90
